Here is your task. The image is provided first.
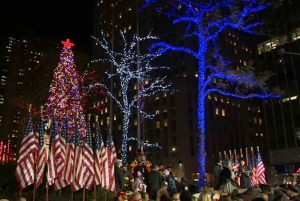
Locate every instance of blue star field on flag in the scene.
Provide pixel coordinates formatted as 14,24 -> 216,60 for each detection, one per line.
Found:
37,115 -> 45,147
74,122 -> 81,146
62,118 -> 68,140
86,121 -> 92,148
106,128 -> 113,148
50,117 -> 58,144
95,122 -> 103,150
25,117 -> 34,137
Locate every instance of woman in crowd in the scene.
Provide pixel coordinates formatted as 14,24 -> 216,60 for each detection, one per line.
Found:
219,167 -> 237,195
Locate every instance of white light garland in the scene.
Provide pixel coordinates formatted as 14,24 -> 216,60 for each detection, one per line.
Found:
90,30 -> 172,162
127,137 -> 162,149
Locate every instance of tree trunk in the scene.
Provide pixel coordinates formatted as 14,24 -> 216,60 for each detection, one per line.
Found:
121,110 -> 130,162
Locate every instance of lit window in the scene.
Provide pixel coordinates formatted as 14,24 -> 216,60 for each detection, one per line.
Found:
182,71 -> 186,77
105,108 -> 108,113
100,120 -> 103,125
128,25 -> 131,30
215,108 -> 219,115
155,96 -> 159,100
233,42 -> 236,46
163,119 -> 168,127
195,73 -> 198,77
259,118 -> 262,125
261,133 -> 263,137
213,78 -> 216,83
257,107 -> 261,112
118,125 -> 121,130
214,96 -> 218,101
114,114 -> 116,120
129,146 -> 132,151
134,119 -> 137,125
226,98 -> 229,104
220,97 -> 224,103
208,94 -> 211,100
256,133 -> 258,136
101,110 -> 103,114
248,106 -> 250,110
134,84 -> 137,90
163,92 -> 167,97
128,6 -> 131,11
254,118 -> 257,123
155,110 -> 160,115
222,109 -> 225,116
234,49 -> 237,54
119,13 -> 122,18
244,61 -> 247,66
119,90 -> 121,97
156,121 -> 160,129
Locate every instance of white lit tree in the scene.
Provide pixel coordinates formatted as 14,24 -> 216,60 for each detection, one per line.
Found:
142,0 -> 281,187
90,31 -> 171,161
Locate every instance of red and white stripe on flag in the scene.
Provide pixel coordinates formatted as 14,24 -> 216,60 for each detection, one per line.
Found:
71,145 -> 84,192
64,143 -> 75,183
36,146 -> 45,189
15,132 -> 37,189
82,142 -> 95,190
256,160 -> 266,184
46,148 -> 56,187
54,136 -> 69,190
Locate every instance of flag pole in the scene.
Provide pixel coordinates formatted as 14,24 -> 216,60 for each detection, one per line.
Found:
29,104 -> 37,201
94,185 -> 97,201
94,115 -> 99,201
83,188 -> 86,201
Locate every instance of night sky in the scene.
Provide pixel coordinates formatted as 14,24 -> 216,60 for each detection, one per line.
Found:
2,0 -> 95,50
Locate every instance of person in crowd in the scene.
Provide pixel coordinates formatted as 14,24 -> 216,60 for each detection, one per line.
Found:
198,190 -> 211,201
260,193 -> 268,201
163,169 -> 178,196
135,171 -> 147,193
213,158 -> 223,190
261,184 -> 274,201
172,193 -> 181,201
115,159 -> 125,195
141,193 -> 150,201
122,163 -> 134,191
285,185 -> 300,201
237,158 -> 252,189
180,190 -> 192,201
219,195 -> 231,201
219,167 -> 237,196
133,192 -> 143,201
236,188 -> 261,201
147,164 -> 163,200
160,194 -> 172,201
157,188 -> 169,201
273,194 -> 290,201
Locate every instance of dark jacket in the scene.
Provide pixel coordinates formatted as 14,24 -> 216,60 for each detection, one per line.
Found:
146,170 -> 163,199
166,174 -> 178,196
237,165 -> 252,189
115,166 -> 124,195
267,193 -> 274,201
213,164 -> 222,190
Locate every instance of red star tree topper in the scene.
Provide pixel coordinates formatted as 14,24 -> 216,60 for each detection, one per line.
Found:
44,39 -> 86,139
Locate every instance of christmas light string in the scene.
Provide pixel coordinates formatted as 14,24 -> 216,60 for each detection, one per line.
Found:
91,30 -> 172,162
127,137 -> 162,149
142,0 -> 280,187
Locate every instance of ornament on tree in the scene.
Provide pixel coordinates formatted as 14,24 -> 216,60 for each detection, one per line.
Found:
131,149 -> 152,179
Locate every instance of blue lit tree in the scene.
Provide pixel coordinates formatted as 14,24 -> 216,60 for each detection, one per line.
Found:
143,0 -> 280,186
90,31 -> 171,162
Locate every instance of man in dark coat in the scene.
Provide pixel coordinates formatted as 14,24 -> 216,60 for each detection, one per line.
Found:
261,184 -> 274,201
237,157 -> 252,189
286,185 -> 300,201
213,158 -> 223,190
146,164 -> 163,200
115,159 -> 124,195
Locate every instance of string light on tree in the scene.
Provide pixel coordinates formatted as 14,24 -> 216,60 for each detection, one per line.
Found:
142,0 -> 280,187
127,137 -> 162,149
90,31 -> 172,162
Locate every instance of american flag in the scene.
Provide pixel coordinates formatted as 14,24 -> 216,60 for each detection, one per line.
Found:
102,128 -> 117,193
36,115 -> 46,189
15,116 -> 38,189
251,151 -> 258,186
94,121 -> 105,186
139,80 -> 145,123
47,117 -> 59,186
256,151 -> 266,184
54,119 -> 69,190
82,121 -> 95,190
71,122 -> 84,192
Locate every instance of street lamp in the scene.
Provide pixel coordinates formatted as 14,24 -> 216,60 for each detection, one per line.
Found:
277,48 -> 300,56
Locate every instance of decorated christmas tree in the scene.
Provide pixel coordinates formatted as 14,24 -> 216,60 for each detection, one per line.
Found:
44,39 -> 86,138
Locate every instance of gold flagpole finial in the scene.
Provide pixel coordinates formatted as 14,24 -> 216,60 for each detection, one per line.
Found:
40,106 -> 44,113
28,104 -> 32,113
